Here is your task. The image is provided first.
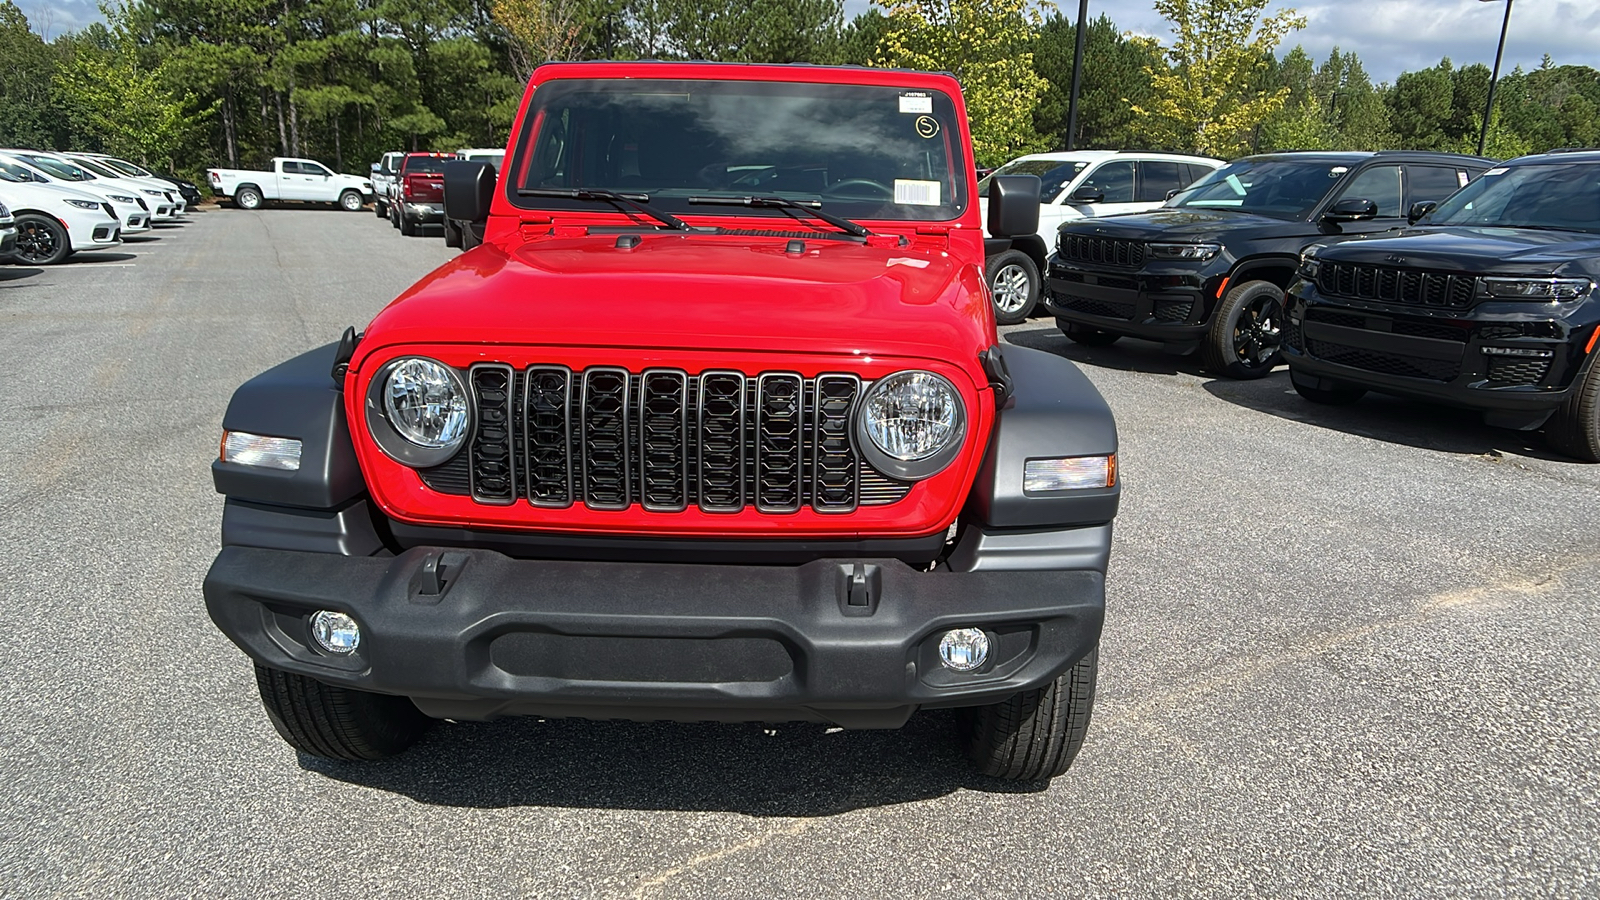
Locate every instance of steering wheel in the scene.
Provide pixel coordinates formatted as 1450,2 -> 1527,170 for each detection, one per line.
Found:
823,179 -> 894,201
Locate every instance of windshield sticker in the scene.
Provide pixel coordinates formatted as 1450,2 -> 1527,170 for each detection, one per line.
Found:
1483,167 -> 1509,176
1458,170 -> 1470,187
914,116 -> 941,139
1330,166 -> 1348,177
894,179 -> 941,206
1224,173 -> 1246,196
899,93 -> 933,115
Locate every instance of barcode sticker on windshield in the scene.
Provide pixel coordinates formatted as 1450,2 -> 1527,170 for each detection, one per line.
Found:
894,180 -> 941,206
899,93 -> 933,114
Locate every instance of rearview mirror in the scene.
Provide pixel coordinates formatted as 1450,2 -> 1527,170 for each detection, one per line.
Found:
987,175 -> 1041,238
1323,198 -> 1378,222
444,160 -> 496,224
1408,201 -> 1438,225
1068,187 -> 1106,204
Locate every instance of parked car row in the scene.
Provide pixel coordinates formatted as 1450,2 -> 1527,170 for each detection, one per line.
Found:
998,147 -> 1599,461
0,148 -> 196,265
370,148 -> 504,248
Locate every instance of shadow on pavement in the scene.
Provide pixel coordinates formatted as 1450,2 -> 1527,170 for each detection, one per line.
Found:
1003,324 -> 1210,378
71,251 -> 139,263
122,234 -> 162,243
0,266 -> 44,285
304,710 -> 1044,815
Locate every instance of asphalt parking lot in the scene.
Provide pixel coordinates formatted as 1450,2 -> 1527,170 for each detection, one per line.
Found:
2,209 -> 1597,899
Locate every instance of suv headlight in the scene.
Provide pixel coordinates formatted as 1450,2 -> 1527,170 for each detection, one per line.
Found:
1298,249 -> 1322,279
364,357 -> 472,466
856,371 -> 966,481
1476,277 -> 1591,301
141,188 -> 166,196
108,194 -> 138,204
1146,242 -> 1220,261
63,198 -> 101,209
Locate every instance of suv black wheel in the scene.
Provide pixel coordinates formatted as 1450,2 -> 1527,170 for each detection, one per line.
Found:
1062,323 -> 1121,347
961,647 -> 1097,780
254,664 -> 431,760
374,197 -> 387,218
11,214 -> 71,265
1205,280 -> 1284,379
985,250 -> 1040,325
1290,372 -> 1367,405
1547,356 -> 1600,462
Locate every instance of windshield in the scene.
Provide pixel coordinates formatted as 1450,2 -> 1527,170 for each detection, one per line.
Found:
66,156 -> 126,179
98,157 -> 151,177
21,155 -> 92,181
511,79 -> 969,222
1425,162 -> 1600,234
403,156 -> 452,174
0,159 -> 42,183
1171,159 -> 1349,220
977,159 -> 1090,203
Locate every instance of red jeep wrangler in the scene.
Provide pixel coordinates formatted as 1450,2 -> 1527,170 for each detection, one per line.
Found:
206,62 -> 1119,781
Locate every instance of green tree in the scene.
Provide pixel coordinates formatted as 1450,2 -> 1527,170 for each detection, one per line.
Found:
837,7 -> 888,66
53,21 -> 207,168
873,0 -> 1050,166
1131,0 -> 1306,157
0,2 -> 71,149
1031,12 -> 1162,150
1386,60 -> 1455,150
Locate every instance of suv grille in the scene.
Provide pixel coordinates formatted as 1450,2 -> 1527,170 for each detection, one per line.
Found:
1306,339 -> 1460,381
1318,263 -> 1475,309
1059,235 -> 1145,268
419,365 -> 913,513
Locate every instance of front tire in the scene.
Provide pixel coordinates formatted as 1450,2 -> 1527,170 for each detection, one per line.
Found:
985,250 -> 1040,325
1546,355 -> 1600,462
254,665 -> 431,761
234,186 -> 263,210
374,198 -> 388,218
961,647 -> 1097,781
339,190 -> 364,212
1204,280 -> 1284,379
399,212 -> 418,236
11,214 -> 71,265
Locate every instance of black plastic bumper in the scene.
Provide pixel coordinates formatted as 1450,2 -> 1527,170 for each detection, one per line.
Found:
1044,260 -> 1212,345
205,545 -> 1105,728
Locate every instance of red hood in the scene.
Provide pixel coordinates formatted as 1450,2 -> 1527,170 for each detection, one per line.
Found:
354,231 -> 994,376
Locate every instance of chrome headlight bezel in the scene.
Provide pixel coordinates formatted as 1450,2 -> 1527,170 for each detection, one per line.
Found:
1146,242 -> 1220,261
854,370 -> 967,482
363,356 -> 472,467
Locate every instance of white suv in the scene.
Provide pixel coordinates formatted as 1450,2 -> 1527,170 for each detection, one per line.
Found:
979,150 -> 1224,323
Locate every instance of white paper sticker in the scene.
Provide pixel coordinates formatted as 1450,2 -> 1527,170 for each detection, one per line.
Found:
1458,170 -> 1470,187
899,93 -> 933,115
1483,167 -> 1509,176
894,179 -> 941,206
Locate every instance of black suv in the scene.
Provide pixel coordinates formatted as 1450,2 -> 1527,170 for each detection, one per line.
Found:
1044,151 -> 1492,378
1285,150 -> 1600,460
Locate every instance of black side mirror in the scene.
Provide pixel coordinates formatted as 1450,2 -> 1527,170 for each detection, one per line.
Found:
1324,198 -> 1378,222
1068,187 -> 1105,204
444,160 -> 496,224
987,174 -> 1041,238
1408,201 -> 1438,225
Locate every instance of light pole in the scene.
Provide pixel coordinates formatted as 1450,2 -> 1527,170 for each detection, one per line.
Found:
1064,0 -> 1089,150
1476,0 -> 1515,157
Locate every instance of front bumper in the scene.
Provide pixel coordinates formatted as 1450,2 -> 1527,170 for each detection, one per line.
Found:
1044,255 -> 1220,345
403,201 -> 445,222
205,544 -> 1105,728
1283,280 -> 1599,422
0,226 -> 15,257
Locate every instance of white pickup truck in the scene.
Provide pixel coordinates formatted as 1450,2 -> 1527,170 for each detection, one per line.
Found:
206,157 -> 373,211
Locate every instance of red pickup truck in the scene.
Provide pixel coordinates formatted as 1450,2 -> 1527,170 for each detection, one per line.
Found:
388,152 -> 454,236
206,61 -> 1120,781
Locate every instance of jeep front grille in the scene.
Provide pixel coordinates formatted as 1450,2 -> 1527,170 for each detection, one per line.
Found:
1318,263 -> 1476,309
1059,235 -> 1145,268
421,365 -> 912,513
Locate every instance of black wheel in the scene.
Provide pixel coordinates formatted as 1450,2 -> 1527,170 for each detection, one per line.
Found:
339,190 -> 364,212
374,198 -> 388,218
400,212 -> 418,236
12,214 -> 71,265
1290,372 -> 1367,405
1062,323 -> 1121,347
443,219 -> 462,249
985,250 -> 1040,325
254,665 -> 431,761
961,647 -> 1097,781
235,186 -> 263,210
1205,280 -> 1284,379
1546,354 -> 1600,462
389,203 -> 401,230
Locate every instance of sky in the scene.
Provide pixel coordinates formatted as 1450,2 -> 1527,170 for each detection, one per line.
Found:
23,0 -> 1600,85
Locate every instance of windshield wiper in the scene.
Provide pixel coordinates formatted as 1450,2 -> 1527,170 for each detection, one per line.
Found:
686,195 -> 872,237
517,187 -> 691,231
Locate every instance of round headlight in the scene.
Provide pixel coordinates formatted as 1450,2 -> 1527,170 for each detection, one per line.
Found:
364,357 -> 471,467
856,370 -> 966,480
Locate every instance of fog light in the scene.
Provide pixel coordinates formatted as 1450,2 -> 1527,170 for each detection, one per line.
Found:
938,628 -> 990,672
310,610 -> 360,654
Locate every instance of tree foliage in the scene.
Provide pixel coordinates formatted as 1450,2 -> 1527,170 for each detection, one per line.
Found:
1031,12 -> 1162,151
1132,0 -> 1306,157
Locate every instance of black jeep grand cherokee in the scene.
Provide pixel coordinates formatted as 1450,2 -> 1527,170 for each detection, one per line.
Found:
1285,150 -> 1600,461
1045,151 -> 1491,378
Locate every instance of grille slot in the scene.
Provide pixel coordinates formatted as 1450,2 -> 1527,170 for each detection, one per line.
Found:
813,375 -> 860,513
1319,263 -> 1477,309
639,369 -> 689,511
697,371 -> 746,513
1060,235 -> 1145,268
524,366 -> 574,507
469,364 -> 517,504
1057,293 -> 1136,320
1485,356 -> 1552,386
582,367 -> 631,510
756,374 -> 804,513
1153,299 -> 1193,323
